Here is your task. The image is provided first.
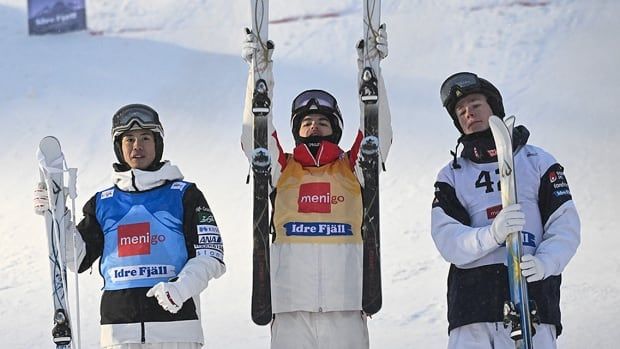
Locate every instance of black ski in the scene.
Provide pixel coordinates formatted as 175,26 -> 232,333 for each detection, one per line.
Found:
360,0 -> 383,316
249,0 -> 272,326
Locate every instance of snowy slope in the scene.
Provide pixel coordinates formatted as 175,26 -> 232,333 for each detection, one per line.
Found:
1,0 -> 618,348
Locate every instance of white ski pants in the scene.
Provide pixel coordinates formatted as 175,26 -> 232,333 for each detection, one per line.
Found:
104,343 -> 202,349
271,310 -> 369,349
448,322 -> 557,349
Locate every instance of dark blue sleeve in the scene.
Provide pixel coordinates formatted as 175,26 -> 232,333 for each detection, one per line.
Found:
433,181 -> 471,226
76,194 -> 104,273
538,163 -> 573,226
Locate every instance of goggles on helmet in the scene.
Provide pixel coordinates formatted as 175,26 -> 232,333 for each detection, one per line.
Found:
112,106 -> 164,139
291,89 -> 341,118
440,72 -> 482,108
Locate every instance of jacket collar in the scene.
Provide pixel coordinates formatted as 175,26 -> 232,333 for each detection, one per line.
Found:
112,160 -> 184,192
292,140 -> 344,167
458,126 -> 530,164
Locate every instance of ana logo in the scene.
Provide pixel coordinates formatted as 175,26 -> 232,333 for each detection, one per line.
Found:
117,222 -> 166,257
298,182 -> 345,213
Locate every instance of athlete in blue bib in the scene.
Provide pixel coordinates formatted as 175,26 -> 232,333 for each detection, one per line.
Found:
35,104 -> 225,349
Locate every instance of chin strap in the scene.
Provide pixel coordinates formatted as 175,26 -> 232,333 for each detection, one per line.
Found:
450,139 -> 462,169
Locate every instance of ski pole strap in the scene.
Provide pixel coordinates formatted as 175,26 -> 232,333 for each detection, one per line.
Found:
37,150 -> 79,200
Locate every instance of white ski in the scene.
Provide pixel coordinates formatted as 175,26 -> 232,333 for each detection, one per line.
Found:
489,115 -> 535,349
37,136 -> 80,349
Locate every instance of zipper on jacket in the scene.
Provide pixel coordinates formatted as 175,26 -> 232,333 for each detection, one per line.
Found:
131,170 -> 139,191
302,143 -> 323,167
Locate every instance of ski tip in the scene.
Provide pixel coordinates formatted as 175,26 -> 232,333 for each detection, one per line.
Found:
489,115 -> 515,130
38,136 -> 62,160
488,115 -> 503,129
488,115 -> 511,141
504,115 -> 516,132
39,136 -> 60,148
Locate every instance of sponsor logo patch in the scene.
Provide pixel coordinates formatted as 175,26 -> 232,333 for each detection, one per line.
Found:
549,171 -> 558,183
523,231 -> 536,248
283,222 -> 353,237
298,182 -> 345,213
198,233 -> 222,245
118,222 -> 164,257
198,212 -> 215,224
486,204 -> 503,219
171,182 -> 187,190
196,206 -> 211,213
553,189 -> 571,197
197,225 -> 219,234
196,232 -> 223,260
498,231 -> 536,248
101,189 -> 114,199
548,170 -> 565,183
109,264 -> 176,282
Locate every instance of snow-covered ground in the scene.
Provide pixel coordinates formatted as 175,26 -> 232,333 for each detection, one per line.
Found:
1,0 -> 618,347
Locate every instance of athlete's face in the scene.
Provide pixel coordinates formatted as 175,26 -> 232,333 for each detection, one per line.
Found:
455,93 -> 494,135
121,129 -> 157,170
298,114 -> 333,138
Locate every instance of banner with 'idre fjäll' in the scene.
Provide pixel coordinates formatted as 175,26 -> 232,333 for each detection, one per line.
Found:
28,0 -> 86,35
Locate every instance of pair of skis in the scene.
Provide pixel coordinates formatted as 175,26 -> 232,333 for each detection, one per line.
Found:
37,136 -> 81,349
490,115 -> 537,349
248,0 -> 385,325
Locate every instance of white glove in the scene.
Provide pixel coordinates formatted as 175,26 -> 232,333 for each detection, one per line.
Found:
241,28 -> 274,66
521,254 -> 545,282
34,183 -> 49,215
146,281 -> 185,314
241,28 -> 258,64
356,23 -> 388,61
490,204 -> 525,245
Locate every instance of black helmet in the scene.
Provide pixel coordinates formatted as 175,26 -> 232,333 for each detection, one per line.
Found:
440,72 -> 504,133
290,89 -> 344,145
111,104 -> 164,166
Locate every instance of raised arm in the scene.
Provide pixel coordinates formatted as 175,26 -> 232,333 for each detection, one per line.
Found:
240,29 -> 286,186
350,25 -> 393,179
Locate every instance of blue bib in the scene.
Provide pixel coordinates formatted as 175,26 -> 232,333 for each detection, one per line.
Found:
96,181 -> 190,290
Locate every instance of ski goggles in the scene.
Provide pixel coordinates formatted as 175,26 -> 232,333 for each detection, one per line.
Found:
291,89 -> 341,117
112,106 -> 164,138
440,72 -> 482,107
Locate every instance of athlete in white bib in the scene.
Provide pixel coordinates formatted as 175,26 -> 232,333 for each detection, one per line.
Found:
431,72 -> 581,349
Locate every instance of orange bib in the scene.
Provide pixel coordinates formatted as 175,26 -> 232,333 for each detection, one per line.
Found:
273,155 -> 363,244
